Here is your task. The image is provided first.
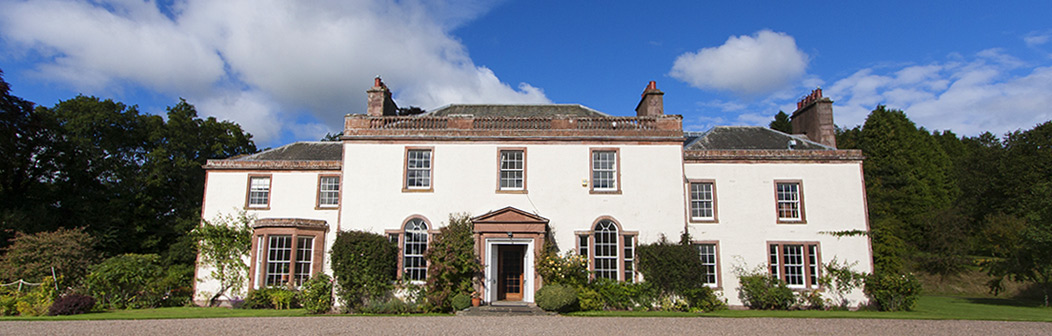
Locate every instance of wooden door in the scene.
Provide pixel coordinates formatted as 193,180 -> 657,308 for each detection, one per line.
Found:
497,245 -> 525,301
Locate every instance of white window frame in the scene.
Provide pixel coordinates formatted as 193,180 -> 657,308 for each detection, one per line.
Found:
590,149 -> 620,193
498,149 -> 525,191
293,236 -> 314,286
775,181 -> 805,223
265,235 -> 292,287
769,242 -> 820,289
593,220 -> 619,280
403,218 -> 429,281
695,242 -> 720,287
317,175 -> 340,208
689,180 -> 717,222
247,175 -> 271,208
404,148 -> 433,191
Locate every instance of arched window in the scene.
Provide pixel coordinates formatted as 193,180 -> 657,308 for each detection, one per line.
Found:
403,218 -> 429,281
593,220 -> 619,280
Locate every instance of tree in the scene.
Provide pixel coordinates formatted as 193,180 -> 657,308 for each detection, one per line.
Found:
857,106 -> 957,273
191,211 -> 253,307
330,230 -> 398,311
396,106 -> 426,116
424,213 -> 481,312
0,227 -> 97,286
768,111 -> 792,133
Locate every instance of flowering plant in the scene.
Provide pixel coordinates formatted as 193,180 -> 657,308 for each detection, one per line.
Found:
536,249 -> 589,287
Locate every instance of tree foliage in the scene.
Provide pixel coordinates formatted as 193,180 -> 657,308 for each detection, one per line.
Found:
191,211 -> 253,307
768,110 -> 792,133
0,227 -> 96,286
0,81 -> 257,266
423,213 -> 481,312
330,230 -> 398,311
635,234 -> 705,295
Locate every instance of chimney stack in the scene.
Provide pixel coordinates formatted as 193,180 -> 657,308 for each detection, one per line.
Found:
366,76 -> 398,116
635,81 -> 664,117
790,88 -> 837,148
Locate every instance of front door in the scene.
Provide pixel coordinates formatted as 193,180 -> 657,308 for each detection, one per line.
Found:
497,245 -> 525,301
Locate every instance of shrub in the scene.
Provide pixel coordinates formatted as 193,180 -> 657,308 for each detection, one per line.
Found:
451,293 -> 471,311
330,230 -> 398,311
86,254 -> 164,309
14,277 -> 55,316
819,259 -> 867,309
300,274 -> 333,314
864,272 -> 921,311
636,234 -> 706,295
681,286 -> 725,312
148,264 -> 194,307
535,284 -> 578,312
49,294 -> 95,316
536,248 -> 588,287
192,212 -> 253,306
243,288 -> 275,309
424,213 -> 481,312
576,287 -> 603,311
0,289 -> 17,316
797,289 -> 826,310
358,297 -> 417,314
737,272 -> 795,310
270,288 -> 297,309
0,228 -> 96,287
588,278 -> 657,310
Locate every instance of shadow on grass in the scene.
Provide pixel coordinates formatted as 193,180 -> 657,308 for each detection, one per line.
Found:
963,297 -> 1044,308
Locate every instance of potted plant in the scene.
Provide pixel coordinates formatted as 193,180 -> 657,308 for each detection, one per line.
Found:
471,291 -> 482,307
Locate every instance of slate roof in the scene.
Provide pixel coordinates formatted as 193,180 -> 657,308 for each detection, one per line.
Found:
684,126 -> 832,150
232,141 -> 342,161
427,104 -> 610,118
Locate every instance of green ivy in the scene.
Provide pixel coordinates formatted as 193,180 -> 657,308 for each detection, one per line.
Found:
330,230 -> 398,312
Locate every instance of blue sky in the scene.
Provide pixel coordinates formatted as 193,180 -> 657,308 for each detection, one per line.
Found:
2,0 -> 1051,147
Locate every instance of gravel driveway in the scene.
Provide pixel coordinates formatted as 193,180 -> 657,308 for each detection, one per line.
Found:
2,316 -> 1050,336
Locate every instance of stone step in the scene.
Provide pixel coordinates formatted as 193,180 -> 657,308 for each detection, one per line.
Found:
456,303 -> 553,316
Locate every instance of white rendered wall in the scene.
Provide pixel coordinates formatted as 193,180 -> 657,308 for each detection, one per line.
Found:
684,161 -> 872,307
340,142 -> 686,255
194,170 -> 340,304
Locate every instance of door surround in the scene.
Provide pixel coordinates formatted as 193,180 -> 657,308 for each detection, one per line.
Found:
472,206 -> 548,304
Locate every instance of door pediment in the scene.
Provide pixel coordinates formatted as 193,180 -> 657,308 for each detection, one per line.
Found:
472,206 -> 548,233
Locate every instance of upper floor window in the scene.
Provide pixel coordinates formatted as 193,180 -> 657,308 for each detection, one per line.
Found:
247,175 -> 271,208
591,149 -> 619,193
689,181 -> 716,222
776,181 -> 805,222
498,149 -> 525,191
403,218 -> 429,281
769,242 -> 819,288
317,175 -> 339,208
405,148 -> 433,191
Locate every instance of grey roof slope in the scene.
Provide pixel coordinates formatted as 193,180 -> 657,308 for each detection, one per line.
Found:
427,104 -> 610,117
684,126 -> 832,150
233,142 -> 342,161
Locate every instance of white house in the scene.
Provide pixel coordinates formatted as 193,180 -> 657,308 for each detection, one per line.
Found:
194,78 -> 872,307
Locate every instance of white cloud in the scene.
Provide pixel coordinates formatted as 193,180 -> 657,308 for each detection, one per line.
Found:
669,30 -> 809,96
1024,31 -> 1050,48
0,0 -> 547,145
825,50 -> 1052,135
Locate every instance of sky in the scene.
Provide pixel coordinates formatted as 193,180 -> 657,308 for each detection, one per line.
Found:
2,0 -> 1051,147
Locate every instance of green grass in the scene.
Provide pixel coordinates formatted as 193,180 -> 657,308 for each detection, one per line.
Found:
0,307 -> 309,320
567,296 -> 1052,322
3,296 -> 1049,321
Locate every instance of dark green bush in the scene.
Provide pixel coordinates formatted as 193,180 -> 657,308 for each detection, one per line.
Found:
300,274 -> 333,314
358,298 -> 417,314
330,230 -> 398,312
636,235 -> 706,295
587,278 -> 658,310
48,294 -> 95,316
424,214 -> 481,312
681,286 -> 724,312
86,254 -> 164,309
451,293 -> 471,311
737,273 -> 795,310
535,284 -> 578,312
864,272 -> 921,311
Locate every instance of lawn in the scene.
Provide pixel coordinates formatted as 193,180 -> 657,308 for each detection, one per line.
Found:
2,296 -> 1048,321
567,296 -> 1052,322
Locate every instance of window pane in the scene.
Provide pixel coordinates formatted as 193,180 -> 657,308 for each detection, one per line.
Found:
776,182 -> 801,220
249,177 -> 270,206
696,244 -> 718,285
783,245 -> 805,286
266,235 -> 292,286
591,151 -> 617,190
499,150 -> 524,190
406,150 -> 432,188
319,176 -> 339,206
404,219 -> 428,281
690,182 -> 714,219
294,237 -> 313,286
594,220 -> 618,280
